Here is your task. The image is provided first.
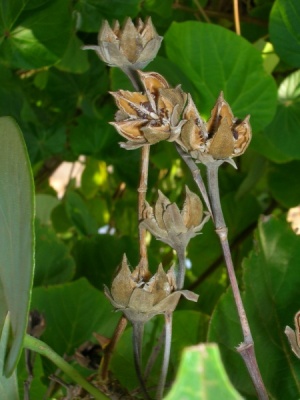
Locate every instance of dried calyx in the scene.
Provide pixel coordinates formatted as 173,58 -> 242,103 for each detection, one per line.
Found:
140,186 -> 209,252
110,71 -> 187,149
104,255 -> 198,323
83,17 -> 162,70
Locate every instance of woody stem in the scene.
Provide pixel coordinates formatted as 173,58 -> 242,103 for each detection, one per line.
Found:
100,315 -> 127,381
206,162 -> 268,400
156,312 -> 173,400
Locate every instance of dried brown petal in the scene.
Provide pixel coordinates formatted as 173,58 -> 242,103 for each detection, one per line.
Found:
163,203 -> 187,234
155,190 -> 171,230
181,186 -> 203,228
110,91 -> 150,118
232,115 -> 252,157
110,120 -> 147,142
111,254 -> 136,307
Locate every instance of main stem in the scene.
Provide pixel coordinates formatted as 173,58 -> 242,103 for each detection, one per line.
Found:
23,334 -> 109,400
206,162 -> 268,400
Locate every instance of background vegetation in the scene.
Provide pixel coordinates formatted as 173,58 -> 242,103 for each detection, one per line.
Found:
1,0 -> 300,398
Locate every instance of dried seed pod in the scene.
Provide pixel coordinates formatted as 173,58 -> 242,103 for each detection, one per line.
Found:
140,187 -> 209,252
104,257 -> 198,324
110,71 -> 188,149
83,17 -> 162,69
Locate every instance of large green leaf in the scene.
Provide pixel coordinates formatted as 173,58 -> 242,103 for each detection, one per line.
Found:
0,117 -> 35,375
34,220 -> 75,287
30,278 -> 120,356
164,21 -> 277,132
164,344 -> 243,400
208,216 -> 300,399
254,70 -> 300,162
270,0 -> 300,68
0,0 -> 73,69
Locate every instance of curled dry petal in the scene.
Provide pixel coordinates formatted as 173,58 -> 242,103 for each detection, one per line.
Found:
110,70 -> 190,149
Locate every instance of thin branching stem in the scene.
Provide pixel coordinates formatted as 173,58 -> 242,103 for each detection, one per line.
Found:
144,328 -> 165,382
175,144 -> 212,217
176,247 -> 187,290
100,315 -> 127,381
206,162 -> 268,400
156,313 -> 173,400
132,322 -> 151,400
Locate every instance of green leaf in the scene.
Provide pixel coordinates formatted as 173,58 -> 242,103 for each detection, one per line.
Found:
164,344 -> 243,400
0,315 -> 19,400
254,70 -> 300,162
0,117 -> 35,375
268,161 -> 300,208
65,191 -> 99,235
34,220 -> 75,286
72,235 -> 139,290
35,194 -> 59,225
55,34 -> 89,74
208,216 -> 300,399
0,0 -> 73,69
164,21 -> 277,132
270,0 -> 300,68
74,0 -> 141,32
30,278 -> 120,356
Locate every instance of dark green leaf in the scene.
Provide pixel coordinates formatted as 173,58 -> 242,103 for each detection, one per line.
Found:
270,0 -> 300,68
0,0 -> 73,69
74,0 -> 141,32
30,278 -> 120,356
268,161 -> 300,208
34,220 -> 75,286
0,117 -> 34,375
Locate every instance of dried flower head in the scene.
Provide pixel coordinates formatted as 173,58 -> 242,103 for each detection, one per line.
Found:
83,17 -> 162,69
104,255 -> 198,323
180,92 -> 251,164
110,71 -> 188,149
140,186 -> 209,252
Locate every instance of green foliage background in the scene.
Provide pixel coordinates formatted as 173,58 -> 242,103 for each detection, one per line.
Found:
1,0 -> 300,398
